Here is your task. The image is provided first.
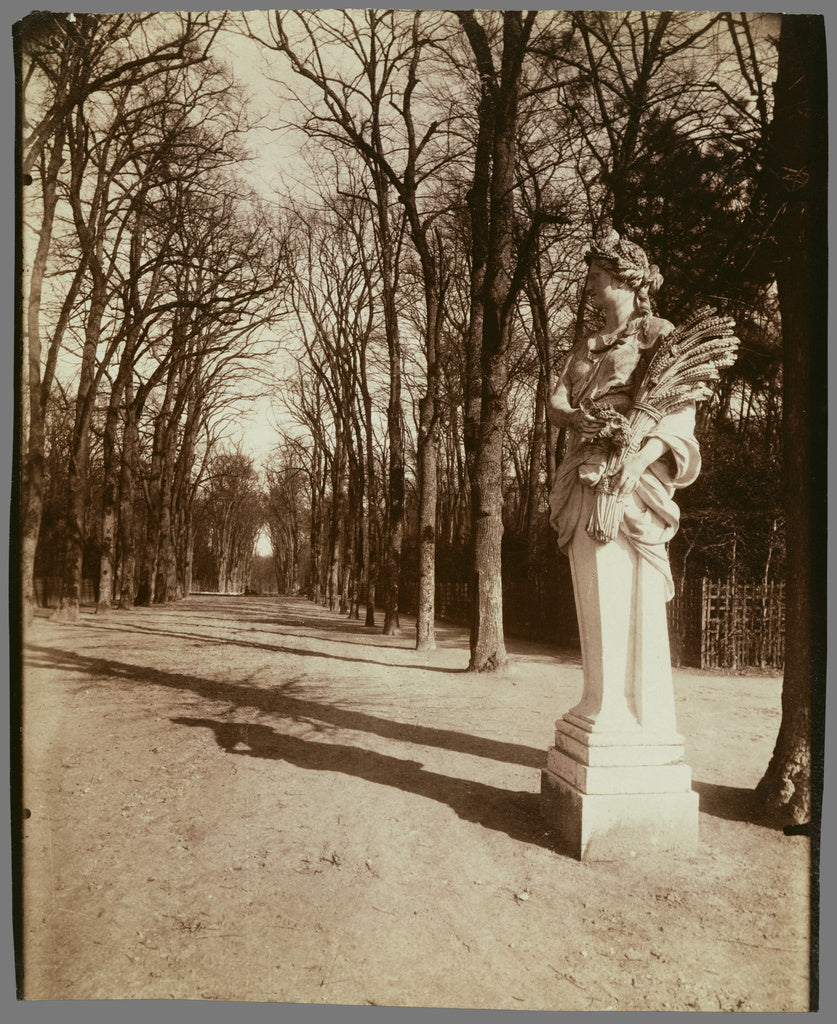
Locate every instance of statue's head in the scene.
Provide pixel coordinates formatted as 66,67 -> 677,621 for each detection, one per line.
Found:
584,228 -> 663,300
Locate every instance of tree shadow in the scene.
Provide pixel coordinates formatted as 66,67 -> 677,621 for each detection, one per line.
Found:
176,594 -> 458,644
66,619 -> 466,674
171,715 -> 565,854
692,781 -> 785,830
243,615 -> 474,650
245,614 -> 383,639
25,644 -> 546,770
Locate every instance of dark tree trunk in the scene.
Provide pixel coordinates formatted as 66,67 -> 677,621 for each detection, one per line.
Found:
137,357 -> 179,605
362,388 -> 377,628
96,379 -> 123,613
380,221 -> 404,636
168,392 -> 199,601
154,388 -> 185,603
525,365 -> 547,556
408,229 -> 444,652
458,10 -> 536,670
97,342 -> 139,611
755,15 -> 826,833
117,385 -> 140,610
470,340 -> 510,671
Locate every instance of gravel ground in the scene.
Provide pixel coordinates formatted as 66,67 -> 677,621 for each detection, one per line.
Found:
19,594 -> 811,1010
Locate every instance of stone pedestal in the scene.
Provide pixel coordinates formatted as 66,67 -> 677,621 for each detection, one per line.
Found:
541,510 -> 699,860
541,716 -> 698,861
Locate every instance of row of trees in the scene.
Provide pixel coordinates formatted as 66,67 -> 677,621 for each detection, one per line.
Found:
18,11 -> 824,825
18,12 -> 289,619
247,10 -> 785,659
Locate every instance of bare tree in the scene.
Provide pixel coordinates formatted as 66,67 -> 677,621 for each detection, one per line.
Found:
282,193 -> 383,616
15,10 -> 224,623
247,8 -> 464,646
455,10 -> 541,671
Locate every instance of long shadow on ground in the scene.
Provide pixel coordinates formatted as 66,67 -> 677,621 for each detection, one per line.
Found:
74,595 -> 581,661
25,644 -> 546,770
29,640 -> 780,837
71,619 -> 467,673
171,715 -> 563,853
140,594 -> 463,646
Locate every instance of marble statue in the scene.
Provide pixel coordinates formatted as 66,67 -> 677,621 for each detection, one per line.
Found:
541,230 -> 739,857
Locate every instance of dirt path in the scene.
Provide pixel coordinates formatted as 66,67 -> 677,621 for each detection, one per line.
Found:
19,594 -> 810,1009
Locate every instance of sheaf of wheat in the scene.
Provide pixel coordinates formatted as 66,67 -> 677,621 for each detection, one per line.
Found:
586,306 -> 740,543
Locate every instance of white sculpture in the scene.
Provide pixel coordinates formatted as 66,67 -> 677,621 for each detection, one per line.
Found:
541,230 -> 738,857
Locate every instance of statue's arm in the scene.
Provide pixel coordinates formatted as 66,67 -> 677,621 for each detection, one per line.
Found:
547,360 -> 605,440
546,378 -> 575,427
612,436 -> 670,499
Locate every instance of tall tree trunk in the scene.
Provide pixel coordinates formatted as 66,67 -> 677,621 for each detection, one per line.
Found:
413,240 -> 445,650
59,414 -> 91,619
379,202 -> 404,635
96,381 -> 123,613
58,282 -> 106,619
470,309 -> 511,671
415,391 -> 438,651
755,14 -> 826,831
154,397 -> 182,603
97,345 -> 138,611
345,469 -> 361,620
340,485 -> 352,616
459,10 -> 536,670
327,440 -> 346,612
171,408 -> 200,601
181,509 -> 194,598
155,496 -> 176,603
137,359 -> 179,605
117,384 -> 140,609
20,122 -> 67,626
357,168 -> 403,636
309,474 -> 323,605
361,359 -> 377,626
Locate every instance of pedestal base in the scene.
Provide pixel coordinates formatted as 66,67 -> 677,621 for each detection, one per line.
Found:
541,770 -> 698,860
540,719 -> 699,860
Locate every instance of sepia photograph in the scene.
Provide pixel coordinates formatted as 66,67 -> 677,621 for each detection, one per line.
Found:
11,4 -> 826,1012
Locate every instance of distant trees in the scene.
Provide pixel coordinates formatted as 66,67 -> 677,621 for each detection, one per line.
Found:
246,8 -> 465,646
264,448 -> 309,596
192,450 -> 263,595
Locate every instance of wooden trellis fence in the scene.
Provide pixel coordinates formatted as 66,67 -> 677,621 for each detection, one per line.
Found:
695,578 -> 785,671
435,573 -> 785,671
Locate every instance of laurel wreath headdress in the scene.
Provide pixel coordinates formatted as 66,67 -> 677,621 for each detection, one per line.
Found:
584,229 -> 664,295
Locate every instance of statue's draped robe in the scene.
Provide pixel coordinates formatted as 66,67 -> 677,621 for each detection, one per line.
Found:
548,316 -> 700,737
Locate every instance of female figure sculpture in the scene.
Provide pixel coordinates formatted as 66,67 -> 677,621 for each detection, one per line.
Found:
547,233 -> 701,739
